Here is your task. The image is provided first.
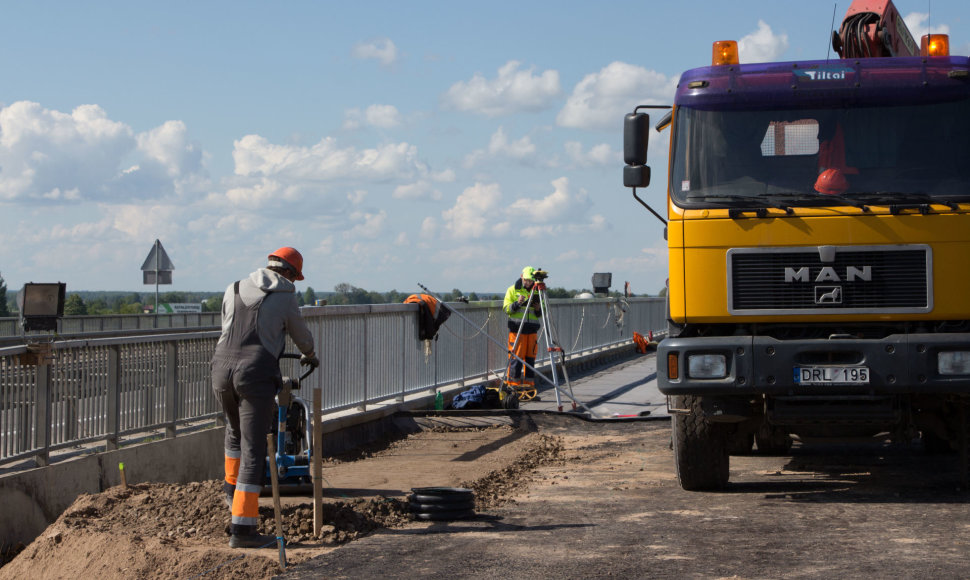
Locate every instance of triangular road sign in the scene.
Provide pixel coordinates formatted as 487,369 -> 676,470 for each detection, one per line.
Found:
141,239 -> 175,271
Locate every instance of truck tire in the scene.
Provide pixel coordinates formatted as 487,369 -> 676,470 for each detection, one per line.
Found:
672,395 -> 730,490
755,428 -> 793,455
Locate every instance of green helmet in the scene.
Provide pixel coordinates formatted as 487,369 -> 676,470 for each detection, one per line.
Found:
521,266 -> 536,281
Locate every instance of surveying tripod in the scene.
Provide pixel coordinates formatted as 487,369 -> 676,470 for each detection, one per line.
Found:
502,272 -> 578,412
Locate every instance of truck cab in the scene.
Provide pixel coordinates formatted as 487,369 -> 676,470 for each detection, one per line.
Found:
623,8 -> 970,490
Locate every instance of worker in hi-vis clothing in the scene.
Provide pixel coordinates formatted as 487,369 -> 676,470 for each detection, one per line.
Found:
502,266 -> 542,389
210,247 -> 319,549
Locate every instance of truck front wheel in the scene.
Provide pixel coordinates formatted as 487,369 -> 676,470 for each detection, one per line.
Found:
672,395 -> 730,490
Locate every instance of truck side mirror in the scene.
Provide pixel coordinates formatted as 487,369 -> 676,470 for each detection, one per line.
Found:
623,112 -> 651,188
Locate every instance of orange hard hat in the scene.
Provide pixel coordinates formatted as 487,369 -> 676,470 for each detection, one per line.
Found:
814,168 -> 849,195
268,247 -> 304,280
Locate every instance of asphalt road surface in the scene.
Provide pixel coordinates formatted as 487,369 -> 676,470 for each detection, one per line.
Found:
279,413 -> 970,580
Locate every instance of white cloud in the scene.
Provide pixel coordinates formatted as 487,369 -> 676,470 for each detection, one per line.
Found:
347,189 -> 367,204
232,135 -> 424,182
903,13 -> 950,41
136,120 -> 203,178
564,141 -> 617,167
436,177 -> 601,243
352,38 -> 398,66
557,62 -> 677,131
420,216 -> 438,238
464,126 -> 537,167
442,60 -> 561,117
343,104 -> 402,130
346,210 -> 387,239
315,235 -> 335,256
509,177 -> 602,239
738,20 -> 789,63
431,168 -> 455,182
0,101 -> 206,202
393,180 -> 442,200
441,182 -> 507,239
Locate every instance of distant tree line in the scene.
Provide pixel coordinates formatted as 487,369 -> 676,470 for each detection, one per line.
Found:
60,291 -> 225,316
0,278 -> 643,318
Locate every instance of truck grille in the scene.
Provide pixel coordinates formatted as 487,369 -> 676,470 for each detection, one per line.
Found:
728,245 -> 931,314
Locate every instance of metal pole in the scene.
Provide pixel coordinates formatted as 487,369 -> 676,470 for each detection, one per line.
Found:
154,239 -> 159,321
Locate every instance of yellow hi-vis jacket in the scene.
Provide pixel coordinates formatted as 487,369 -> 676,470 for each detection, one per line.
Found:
503,279 -> 542,333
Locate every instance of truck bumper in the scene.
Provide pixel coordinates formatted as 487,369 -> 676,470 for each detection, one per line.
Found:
657,333 -> 970,396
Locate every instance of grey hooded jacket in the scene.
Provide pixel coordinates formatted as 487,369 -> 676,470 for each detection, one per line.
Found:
215,268 -> 315,359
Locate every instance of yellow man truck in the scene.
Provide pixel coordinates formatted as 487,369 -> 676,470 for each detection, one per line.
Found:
623,0 -> 970,490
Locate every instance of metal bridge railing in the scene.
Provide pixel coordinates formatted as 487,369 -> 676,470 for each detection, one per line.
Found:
0,312 -> 222,338
0,297 -> 664,468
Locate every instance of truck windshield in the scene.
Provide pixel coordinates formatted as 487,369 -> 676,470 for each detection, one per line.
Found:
669,98 -> 970,208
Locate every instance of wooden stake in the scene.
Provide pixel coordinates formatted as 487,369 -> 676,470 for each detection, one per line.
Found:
266,434 -> 287,569
118,462 -> 128,489
312,387 -> 323,537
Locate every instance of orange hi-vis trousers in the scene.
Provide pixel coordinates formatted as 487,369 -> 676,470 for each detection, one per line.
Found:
506,331 -> 538,386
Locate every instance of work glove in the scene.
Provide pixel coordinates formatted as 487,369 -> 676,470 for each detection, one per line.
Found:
301,353 -> 320,368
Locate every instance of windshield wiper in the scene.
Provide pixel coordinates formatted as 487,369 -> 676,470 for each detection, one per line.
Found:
766,192 -> 871,212
686,194 -> 794,216
842,191 -> 960,214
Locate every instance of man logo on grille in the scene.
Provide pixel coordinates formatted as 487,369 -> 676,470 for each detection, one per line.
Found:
816,286 -> 842,304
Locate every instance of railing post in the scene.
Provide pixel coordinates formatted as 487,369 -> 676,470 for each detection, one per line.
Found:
164,342 -> 178,438
459,309 -> 465,387
398,314 -> 406,403
106,346 -> 120,450
358,318 -> 367,412
34,364 -> 51,467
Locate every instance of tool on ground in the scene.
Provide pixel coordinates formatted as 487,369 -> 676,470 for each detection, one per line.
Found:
417,283 -> 596,417
266,433 -> 287,568
266,353 -> 318,489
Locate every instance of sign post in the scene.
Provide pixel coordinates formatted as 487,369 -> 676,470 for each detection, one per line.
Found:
141,240 -> 174,316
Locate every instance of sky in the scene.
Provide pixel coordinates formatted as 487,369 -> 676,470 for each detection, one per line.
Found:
1,1 -> 967,296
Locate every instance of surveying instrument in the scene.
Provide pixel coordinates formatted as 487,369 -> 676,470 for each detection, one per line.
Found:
499,269 -> 579,411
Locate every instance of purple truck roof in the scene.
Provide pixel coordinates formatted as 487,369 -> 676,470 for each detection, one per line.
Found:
676,55 -> 970,109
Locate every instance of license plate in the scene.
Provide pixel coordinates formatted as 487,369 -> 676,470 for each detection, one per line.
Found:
793,366 -> 870,385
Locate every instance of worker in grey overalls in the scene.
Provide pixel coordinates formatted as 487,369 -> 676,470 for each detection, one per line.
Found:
210,247 -> 318,549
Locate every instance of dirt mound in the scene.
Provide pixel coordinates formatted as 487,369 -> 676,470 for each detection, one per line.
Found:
463,433 -> 564,508
1,429 -> 564,579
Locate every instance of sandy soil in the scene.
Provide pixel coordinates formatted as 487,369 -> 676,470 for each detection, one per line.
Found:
0,423 -> 562,580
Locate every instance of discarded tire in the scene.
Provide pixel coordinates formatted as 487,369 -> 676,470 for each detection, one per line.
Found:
410,499 -> 475,512
414,508 -> 476,521
409,487 -> 475,521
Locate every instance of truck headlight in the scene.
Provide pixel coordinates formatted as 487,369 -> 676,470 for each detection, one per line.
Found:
938,351 -> 970,375
687,354 -> 728,379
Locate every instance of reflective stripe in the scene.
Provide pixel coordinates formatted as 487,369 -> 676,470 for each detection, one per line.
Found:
231,515 -> 260,526
225,449 -> 242,459
237,482 -> 263,494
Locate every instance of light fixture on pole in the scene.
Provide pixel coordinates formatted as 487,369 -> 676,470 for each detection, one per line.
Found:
17,282 -> 66,332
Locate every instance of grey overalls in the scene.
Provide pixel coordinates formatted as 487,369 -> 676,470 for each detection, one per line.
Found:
211,281 -> 281,535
